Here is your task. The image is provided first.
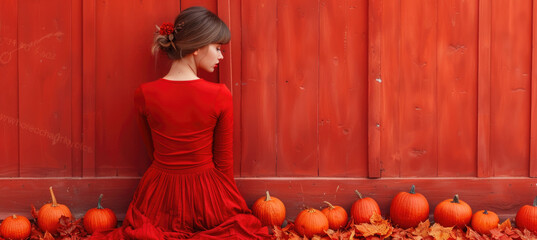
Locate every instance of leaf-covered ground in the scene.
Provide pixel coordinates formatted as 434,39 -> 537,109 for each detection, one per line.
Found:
271,214 -> 537,240
0,205 -> 91,240
4,207 -> 536,240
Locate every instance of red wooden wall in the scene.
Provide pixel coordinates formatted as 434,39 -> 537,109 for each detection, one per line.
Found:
1,0 -> 537,222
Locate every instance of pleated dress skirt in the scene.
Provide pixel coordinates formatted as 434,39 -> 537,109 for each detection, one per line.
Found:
90,162 -> 271,240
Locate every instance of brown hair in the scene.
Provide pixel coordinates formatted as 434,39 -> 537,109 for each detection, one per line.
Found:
153,6 -> 231,60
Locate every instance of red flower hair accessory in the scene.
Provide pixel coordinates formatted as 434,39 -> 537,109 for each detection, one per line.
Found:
156,22 -> 178,50
158,22 -> 175,36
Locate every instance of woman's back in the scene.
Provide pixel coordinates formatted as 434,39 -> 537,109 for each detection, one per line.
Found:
135,78 -> 232,171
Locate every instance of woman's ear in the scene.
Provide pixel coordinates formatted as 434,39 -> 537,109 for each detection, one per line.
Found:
193,49 -> 199,56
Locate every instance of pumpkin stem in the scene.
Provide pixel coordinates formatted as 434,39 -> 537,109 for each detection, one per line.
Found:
355,190 -> 364,199
533,196 -> 537,207
265,191 -> 271,202
323,201 -> 335,209
97,194 -> 104,209
451,194 -> 460,204
410,185 -> 416,194
483,210 -> 488,214
12,214 -> 17,219
49,186 -> 58,207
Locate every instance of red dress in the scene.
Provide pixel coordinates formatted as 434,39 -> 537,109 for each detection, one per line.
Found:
90,79 -> 271,240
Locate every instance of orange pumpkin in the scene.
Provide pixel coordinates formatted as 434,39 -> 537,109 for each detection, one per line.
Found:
515,196 -> 537,233
83,194 -> 118,234
389,185 -> 429,229
434,194 -> 472,228
251,191 -> 286,227
0,215 -> 31,240
471,210 -> 499,235
294,208 -> 329,238
351,190 -> 381,224
321,201 -> 348,230
37,186 -> 72,234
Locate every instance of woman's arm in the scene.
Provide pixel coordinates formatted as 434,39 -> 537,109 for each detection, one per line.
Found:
134,87 -> 155,161
213,84 -> 234,179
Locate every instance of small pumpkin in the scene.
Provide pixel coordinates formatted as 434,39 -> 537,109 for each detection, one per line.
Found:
471,210 -> 499,235
321,201 -> 348,230
0,215 -> 31,240
515,196 -> 537,233
389,185 -> 429,229
434,194 -> 472,228
251,191 -> 286,227
83,194 -> 118,234
294,208 -> 329,238
351,190 -> 381,224
37,186 -> 73,234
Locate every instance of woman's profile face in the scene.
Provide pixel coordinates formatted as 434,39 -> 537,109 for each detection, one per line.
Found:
195,43 -> 224,73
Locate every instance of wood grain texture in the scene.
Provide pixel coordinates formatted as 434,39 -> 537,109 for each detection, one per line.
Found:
531,0 -> 537,177
94,0 -> 181,177
368,0 -> 383,178
240,0 -> 278,177
477,0 -> 492,178
0,0 -> 20,177
216,0 -> 243,177
490,0 -> 531,176
398,0 -> 438,177
18,0 -> 73,177
378,0 -> 401,178
276,0 -> 319,176
71,0 -> 83,178
82,0 -> 96,177
318,0 -> 368,177
436,0 -> 478,177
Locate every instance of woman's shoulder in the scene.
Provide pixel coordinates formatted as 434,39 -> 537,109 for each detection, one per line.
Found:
135,78 -> 228,93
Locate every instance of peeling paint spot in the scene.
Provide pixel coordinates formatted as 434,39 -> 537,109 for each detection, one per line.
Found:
511,88 -> 526,92
332,57 -> 339,66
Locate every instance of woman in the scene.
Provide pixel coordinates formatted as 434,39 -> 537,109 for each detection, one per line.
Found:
91,6 -> 271,240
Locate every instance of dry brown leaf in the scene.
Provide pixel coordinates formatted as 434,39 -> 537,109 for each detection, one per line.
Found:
31,205 -> 40,220
411,219 -> 430,238
273,226 -> 288,240
354,213 -> 392,238
42,231 -> 55,240
466,227 -> 486,240
325,229 -> 353,240
428,223 -> 453,240
451,228 -> 466,240
498,219 -> 512,231
513,228 -> 537,240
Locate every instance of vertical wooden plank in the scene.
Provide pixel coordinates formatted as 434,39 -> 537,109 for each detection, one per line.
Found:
531,0 -> 537,177
82,0 -> 96,177
95,0 -> 180,177
346,0 -> 369,177
0,0 -> 20,177
368,0 -> 382,178
276,0 -> 319,176
241,0 -> 278,177
436,0 -> 478,177
19,0 -> 73,177
319,0 -> 368,177
490,0 -> 531,177
398,0 -> 438,177
71,0 -> 83,177
217,0 -> 243,176
378,0 -> 401,177
477,0 -> 492,177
